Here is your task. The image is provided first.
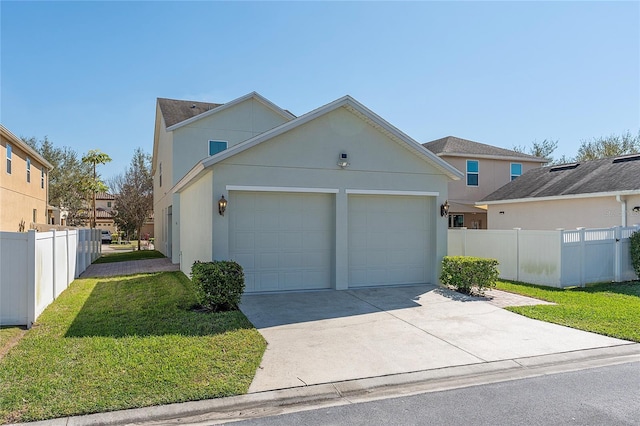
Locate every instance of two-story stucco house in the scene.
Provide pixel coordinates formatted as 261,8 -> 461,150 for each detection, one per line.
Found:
423,136 -> 547,229
0,124 -> 52,232
153,92 -> 463,292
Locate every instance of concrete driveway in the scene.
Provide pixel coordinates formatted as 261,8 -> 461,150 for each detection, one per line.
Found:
240,285 -> 630,393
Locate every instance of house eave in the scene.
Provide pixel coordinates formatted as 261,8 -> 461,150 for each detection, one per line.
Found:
1,125 -> 54,170
437,152 -> 548,163
478,189 -> 640,206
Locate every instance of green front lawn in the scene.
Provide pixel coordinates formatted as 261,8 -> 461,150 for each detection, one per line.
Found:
94,249 -> 165,263
0,327 -> 24,352
495,280 -> 640,343
0,271 -> 266,424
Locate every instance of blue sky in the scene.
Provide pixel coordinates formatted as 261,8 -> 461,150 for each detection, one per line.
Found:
2,1 -> 638,183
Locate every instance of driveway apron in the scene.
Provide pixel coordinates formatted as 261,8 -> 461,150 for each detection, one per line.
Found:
240,285 -> 629,393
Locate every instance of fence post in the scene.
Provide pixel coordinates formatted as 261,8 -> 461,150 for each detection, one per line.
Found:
577,227 -> 586,287
65,229 -> 71,285
513,228 -> 521,282
461,227 -> 467,256
51,229 -> 57,299
26,230 -> 36,329
614,226 -> 622,283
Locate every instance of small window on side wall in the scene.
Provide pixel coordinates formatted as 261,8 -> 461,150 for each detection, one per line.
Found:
466,160 -> 479,186
6,144 -> 12,174
510,163 -> 522,181
209,140 -> 228,156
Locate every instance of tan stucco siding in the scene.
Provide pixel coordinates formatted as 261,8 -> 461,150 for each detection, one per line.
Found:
487,195 -> 640,230
172,99 -> 290,186
442,156 -> 543,204
0,133 -> 49,231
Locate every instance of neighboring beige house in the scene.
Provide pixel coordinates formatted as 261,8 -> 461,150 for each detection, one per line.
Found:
479,154 -> 640,229
95,192 -> 117,234
0,124 -> 52,232
424,136 -> 547,229
153,92 -> 463,292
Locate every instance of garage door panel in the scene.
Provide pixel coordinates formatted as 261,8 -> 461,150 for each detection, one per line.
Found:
349,195 -> 431,288
230,192 -> 333,292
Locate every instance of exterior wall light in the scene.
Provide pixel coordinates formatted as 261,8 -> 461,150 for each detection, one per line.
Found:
218,195 -> 227,216
440,200 -> 450,217
499,211 -> 505,215
337,152 -> 349,168
633,206 -> 640,213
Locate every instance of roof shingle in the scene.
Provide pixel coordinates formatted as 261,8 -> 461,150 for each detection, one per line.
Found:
157,98 -> 223,128
481,154 -> 640,202
423,136 -> 546,162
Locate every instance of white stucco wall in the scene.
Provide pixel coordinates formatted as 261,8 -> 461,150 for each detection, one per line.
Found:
172,98 -> 290,187
153,106 -> 174,258
179,170 -> 213,275
487,194 -> 640,230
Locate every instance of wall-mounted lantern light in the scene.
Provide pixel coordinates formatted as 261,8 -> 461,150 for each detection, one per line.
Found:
440,200 -> 450,217
633,206 -> 640,213
499,211 -> 505,215
218,195 -> 227,216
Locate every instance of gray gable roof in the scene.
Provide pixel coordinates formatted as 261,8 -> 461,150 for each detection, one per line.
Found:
423,136 -> 546,162
157,98 -> 223,128
481,154 -> 640,202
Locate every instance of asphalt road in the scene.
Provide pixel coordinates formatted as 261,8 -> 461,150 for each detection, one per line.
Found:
233,362 -> 640,426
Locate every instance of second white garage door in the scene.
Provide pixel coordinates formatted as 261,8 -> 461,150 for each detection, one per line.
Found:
348,195 -> 431,287
229,191 -> 334,293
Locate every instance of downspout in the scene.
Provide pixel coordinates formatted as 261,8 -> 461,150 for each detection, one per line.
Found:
616,194 -> 627,227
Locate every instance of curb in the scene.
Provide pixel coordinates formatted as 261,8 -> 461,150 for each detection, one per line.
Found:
14,343 -> 640,426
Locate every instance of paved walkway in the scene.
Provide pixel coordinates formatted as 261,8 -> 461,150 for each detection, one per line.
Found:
80,258 -> 180,277
477,288 -> 555,308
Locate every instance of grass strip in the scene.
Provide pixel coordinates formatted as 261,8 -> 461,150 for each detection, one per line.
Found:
94,249 -> 165,263
0,271 -> 266,423
495,280 -> 640,343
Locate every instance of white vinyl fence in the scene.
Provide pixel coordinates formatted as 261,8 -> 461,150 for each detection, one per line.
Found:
448,226 -> 639,288
0,229 -> 101,328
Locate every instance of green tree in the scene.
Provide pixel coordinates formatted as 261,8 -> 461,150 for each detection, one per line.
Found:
81,149 -> 112,228
22,136 -> 92,226
513,139 -> 558,163
575,130 -> 640,161
110,148 -> 153,251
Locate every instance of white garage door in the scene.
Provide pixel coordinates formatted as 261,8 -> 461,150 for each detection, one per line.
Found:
230,191 -> 334,293
348,195 -> 431,287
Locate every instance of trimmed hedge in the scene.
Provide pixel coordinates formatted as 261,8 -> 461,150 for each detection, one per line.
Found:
440,256 -> 499,294
631,231 -> 640,278
191,260 -> 245,312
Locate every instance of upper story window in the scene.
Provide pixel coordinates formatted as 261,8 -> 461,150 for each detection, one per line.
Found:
510,163 -> 522,181
6,143 -> 12,174
27,157 -> 31,183
209,140 -> 228,156
466,160 -> 479,186
41,167 -> 45,189
159,162 -> 162,187
107,201 -> 112,208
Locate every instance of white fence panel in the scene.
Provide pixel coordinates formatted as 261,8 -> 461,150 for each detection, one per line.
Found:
518,231 -> 562,287
0,232 -> 29,325
448,229 -> 519,280
0,228 -> 101,327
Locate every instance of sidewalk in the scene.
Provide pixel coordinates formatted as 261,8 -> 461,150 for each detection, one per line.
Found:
80,258 -> 179,278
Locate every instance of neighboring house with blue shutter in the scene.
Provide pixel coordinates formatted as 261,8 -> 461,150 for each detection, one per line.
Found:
424,136 -> 547,229
152,92 -> 463,292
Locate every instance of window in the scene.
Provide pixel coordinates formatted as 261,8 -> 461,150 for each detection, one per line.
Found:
33,209 -> 37,223
6,143 -> 11,174
159,162 -> 162,187
107,201 -> 112,208
41,167 -> 45,189
510,163 -> 522,181
449,214 -> 464,228
209,140 -> 228,156
466,160 -> 479,186
26,157 -> 31,183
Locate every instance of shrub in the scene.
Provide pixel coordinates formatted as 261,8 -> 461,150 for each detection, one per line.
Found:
440,256 -> 499,295
191,260 -> 245,312
631,231 -> 640,278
